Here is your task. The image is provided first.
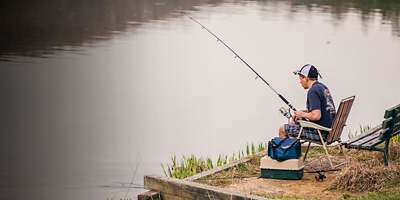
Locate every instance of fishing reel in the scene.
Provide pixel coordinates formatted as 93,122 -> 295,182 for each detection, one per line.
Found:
279,107 -> 292,120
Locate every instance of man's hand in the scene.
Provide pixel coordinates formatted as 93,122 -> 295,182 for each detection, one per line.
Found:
293,110 -> 306,121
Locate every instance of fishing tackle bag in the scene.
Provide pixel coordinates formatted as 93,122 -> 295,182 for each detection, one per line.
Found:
268,137 -> 301,161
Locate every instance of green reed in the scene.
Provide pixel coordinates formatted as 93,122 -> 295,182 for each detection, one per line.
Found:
162,142 -> 266,179
348,125 -> 371,139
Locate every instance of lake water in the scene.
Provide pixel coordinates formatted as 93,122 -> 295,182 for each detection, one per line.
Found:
1,0 -> 400,199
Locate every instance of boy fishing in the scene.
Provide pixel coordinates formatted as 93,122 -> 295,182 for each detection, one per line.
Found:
278,64 -> 336,141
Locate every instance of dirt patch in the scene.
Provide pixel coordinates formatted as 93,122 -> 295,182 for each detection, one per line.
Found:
195,152 -> 357,199
219,156 -> 349,199
194,144 -> 400,199
221,171 -> 344,199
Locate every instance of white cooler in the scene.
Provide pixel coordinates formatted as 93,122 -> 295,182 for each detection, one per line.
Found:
260,156 -> 304,180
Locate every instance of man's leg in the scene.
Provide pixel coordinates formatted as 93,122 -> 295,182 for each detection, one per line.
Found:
278,125 -> 287,138
281,124 -> 301,138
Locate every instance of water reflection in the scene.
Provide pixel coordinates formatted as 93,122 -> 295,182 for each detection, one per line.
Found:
1,1 -> 400,199
0,0 -> 217,60
1,0 -> 400,60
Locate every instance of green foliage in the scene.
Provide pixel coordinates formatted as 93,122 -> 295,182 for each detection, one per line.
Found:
255,193 -> 302,199
258,142 -> 266,152
161,141 -> 266,179
392,134 -> 400,143
342,193 -> 352,199
341,189 -> 400,200
348,125 -> 371,139
246,143 -> 250,155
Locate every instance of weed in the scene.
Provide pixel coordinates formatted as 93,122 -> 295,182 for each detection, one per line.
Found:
342,189 -> 400,199
161,141 -> 267,179
348,125 -> 371,139
256,193 -> 302,199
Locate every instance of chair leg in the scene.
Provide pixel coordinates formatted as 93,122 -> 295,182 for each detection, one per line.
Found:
297,127 -> 303,139
303,142 -> 312,162
336,143 -> 349,168
317,130 -> 334,169
339,143 -> 346,157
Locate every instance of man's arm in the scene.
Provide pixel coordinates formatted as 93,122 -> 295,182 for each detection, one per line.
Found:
293,109 -> 321,121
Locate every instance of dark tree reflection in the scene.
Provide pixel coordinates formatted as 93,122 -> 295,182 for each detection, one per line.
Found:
1,0 -> 399,59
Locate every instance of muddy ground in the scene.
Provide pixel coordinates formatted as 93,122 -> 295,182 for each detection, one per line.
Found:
221,170 -> 345,199
196,154 -> 359,199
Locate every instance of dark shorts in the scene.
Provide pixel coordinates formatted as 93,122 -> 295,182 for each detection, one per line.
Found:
284,123 -> 327,142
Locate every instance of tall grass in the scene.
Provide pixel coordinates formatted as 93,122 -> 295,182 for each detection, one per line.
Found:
162,142 -> 266,179
328,124 -> 400,194
348,125 -> 371,139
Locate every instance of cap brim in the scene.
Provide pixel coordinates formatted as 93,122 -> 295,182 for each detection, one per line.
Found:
293,70 -> 300,75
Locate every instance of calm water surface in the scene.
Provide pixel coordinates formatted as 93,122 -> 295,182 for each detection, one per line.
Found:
1,1 -> 400,199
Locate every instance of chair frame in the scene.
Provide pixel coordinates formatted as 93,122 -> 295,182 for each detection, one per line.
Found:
297,95 -> 356,169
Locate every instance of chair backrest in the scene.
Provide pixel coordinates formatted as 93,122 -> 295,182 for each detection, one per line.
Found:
326,96 -> 356,143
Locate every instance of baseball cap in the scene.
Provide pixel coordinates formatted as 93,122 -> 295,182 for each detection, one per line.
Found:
293,64 -> 319,79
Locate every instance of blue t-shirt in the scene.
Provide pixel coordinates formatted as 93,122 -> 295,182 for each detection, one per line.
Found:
306,82 -> 336,128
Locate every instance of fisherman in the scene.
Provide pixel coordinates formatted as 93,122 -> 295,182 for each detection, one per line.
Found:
278,64 -> 336,141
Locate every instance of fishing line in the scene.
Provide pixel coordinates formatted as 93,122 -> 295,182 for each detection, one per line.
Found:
180,11 -> 297,111
124,152 -> 141,199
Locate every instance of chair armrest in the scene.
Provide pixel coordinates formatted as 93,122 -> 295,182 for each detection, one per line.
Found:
298,120 -> 332,132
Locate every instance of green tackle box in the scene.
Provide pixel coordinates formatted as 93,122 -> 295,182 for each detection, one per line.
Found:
260,156 -> 304,180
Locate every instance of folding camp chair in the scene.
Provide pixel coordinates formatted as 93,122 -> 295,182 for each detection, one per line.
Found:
297,96 -> 356,169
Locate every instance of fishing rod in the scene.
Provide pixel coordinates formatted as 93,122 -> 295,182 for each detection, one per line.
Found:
180,11 -> 297,112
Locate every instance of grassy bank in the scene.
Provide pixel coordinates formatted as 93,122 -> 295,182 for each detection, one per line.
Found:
160,127 -> 400,199
161,142 -> 266,179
